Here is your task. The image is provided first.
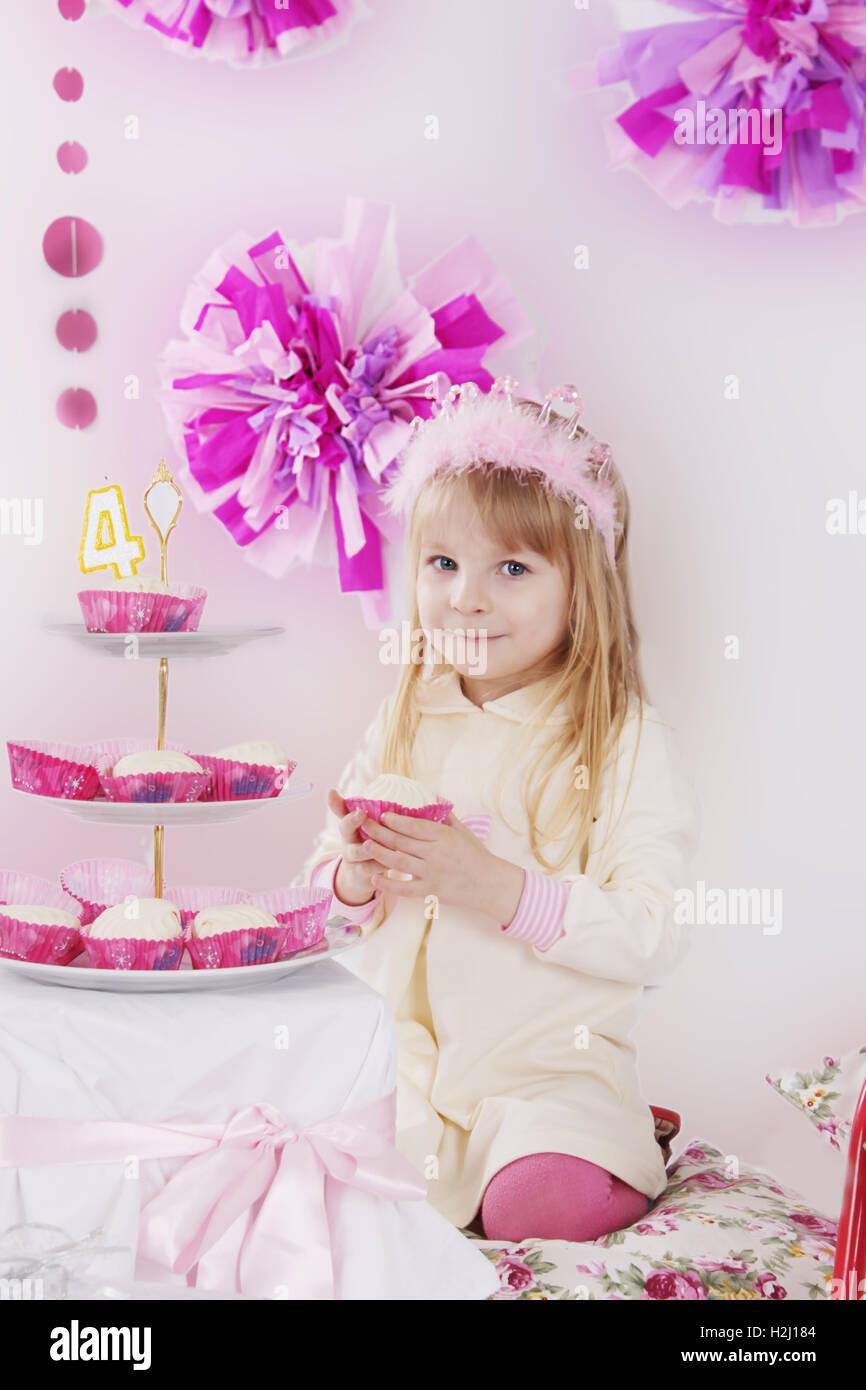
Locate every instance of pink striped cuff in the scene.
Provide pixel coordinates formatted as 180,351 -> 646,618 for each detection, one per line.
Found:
500,868 -> 569,950
309,856 -> 382,926
462,814 -> 493,845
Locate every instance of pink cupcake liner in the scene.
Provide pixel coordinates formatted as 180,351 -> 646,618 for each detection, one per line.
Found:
186,923 -> 288,970
59,858 -> 156,927
162,884 -> 254,930
0,870 -> 83,912
0,914 -> 83,966
77,585 -> 207,634
343,796 -> 454,840
192,755 -> 297,802
80,929 -> 185,971
245,886 -> 331,956
95,759 -> 211,804
0,871 -> 84,966
7,739 -> 101,800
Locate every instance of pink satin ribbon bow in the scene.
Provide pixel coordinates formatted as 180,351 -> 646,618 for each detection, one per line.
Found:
0,1090 -> 427,1299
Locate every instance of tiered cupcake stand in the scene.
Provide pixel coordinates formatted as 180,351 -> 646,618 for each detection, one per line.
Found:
0,468 -> 359,992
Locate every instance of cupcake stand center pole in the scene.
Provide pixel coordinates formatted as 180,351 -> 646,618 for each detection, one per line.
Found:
143,461 -> 183,900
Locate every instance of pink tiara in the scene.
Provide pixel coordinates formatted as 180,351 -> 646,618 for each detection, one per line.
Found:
381,378 -> 620,569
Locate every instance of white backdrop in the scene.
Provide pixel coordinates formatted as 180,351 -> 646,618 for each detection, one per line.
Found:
0,0 -> 863,1217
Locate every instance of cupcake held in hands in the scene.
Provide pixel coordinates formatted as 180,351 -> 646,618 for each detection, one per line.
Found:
344,775 -> 454,880
346,774 -> 453,829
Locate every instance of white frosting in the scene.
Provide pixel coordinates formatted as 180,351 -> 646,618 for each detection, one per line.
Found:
89,898 -> 182,941
108,577 -> 172,594
363,774 -> 437,809
112,750 -> 203,777
1,905 -> 79,929
209,741 -> 289,767
191,904 -> 279,938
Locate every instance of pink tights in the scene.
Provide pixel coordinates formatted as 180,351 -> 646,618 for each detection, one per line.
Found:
479,1151 -> 653,1243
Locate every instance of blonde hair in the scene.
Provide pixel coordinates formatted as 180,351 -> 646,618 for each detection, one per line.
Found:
380,398 -> 647,874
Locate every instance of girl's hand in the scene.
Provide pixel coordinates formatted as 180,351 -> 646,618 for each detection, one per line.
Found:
359,809 -> 525,922
327,788 -> 382,907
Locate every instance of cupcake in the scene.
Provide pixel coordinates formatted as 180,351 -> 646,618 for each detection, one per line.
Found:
161,883 -> 253,931
193,740 -> 296,802
344,775 -> 454,882
77,575 -> 207,634
0,904 -> 83,966
96,749 -> 211,804
82,897 -> 184,970
186,903 -> 286,970
346,774 -> 453,832
343,772 -> 458,878
0,871 -> 84,965
112,578 -> 172,591
360,775 -> 438,809
7,739 -> 100,800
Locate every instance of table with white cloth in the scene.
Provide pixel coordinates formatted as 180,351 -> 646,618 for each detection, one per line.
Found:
0,958 -> 499,1301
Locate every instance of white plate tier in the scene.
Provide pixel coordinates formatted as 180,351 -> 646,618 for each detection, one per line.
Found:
13,781 -> 314,825
0,922 -> 360,992
44,625 -> 285,658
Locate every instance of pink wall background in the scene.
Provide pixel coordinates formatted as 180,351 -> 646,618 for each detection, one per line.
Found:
1,1 -> 863,1217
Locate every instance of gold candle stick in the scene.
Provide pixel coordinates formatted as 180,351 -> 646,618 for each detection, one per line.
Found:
143,460 -> 183,899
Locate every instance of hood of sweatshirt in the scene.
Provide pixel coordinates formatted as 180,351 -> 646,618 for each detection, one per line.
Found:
412,666 -> 572,726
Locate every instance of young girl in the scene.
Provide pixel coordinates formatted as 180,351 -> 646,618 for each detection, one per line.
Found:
298,380 -> 700,1244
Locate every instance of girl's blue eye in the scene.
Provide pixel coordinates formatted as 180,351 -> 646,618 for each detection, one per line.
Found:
427,556 -> 527,576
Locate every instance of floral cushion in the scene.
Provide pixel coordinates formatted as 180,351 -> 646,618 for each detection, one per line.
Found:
765,1044 -> 866,1156
460,1138 -> 838,1300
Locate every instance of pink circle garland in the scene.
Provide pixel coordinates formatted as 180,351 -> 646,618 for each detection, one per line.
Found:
52,67 -> 84,101
57,140 -> 88,173
157,196 -> 532,625
56,387 -> 98,429
51,6 -> 100,430
106,0 -> 363,69
56,309 -> 98,352
43,216 -> 104,278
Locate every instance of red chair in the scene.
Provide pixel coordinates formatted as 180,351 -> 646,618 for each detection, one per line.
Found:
650,1105 -> 681,1165
832,1075 -> 866,1301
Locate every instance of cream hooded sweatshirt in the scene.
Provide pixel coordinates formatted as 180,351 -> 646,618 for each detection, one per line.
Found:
299,668 -> 701,1229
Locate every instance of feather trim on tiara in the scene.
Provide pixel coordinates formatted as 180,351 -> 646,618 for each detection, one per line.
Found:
381,386 -> 619,568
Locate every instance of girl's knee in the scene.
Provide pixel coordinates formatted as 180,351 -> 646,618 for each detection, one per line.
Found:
480,1151 -> 649,1243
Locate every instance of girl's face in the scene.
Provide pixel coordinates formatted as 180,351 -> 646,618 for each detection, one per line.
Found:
416,499 -> 571,704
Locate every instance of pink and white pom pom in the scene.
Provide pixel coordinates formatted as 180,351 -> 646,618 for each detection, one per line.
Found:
101,0 -> 364,69
572,0 -> 866,229
157,196 -> 532,627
